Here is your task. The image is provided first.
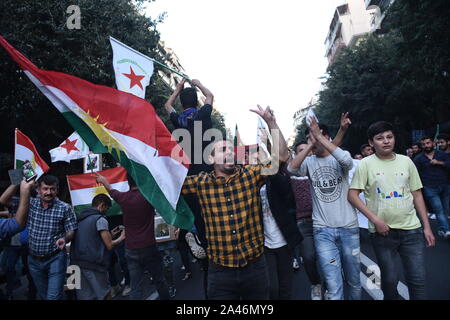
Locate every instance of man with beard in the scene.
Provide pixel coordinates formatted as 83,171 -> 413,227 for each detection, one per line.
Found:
181,105 -> 289,300
3,174 -> 78,300
437,134 -> 450,154
414,136 -> 450,238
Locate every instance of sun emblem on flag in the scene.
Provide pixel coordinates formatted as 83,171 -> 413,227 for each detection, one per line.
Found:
75,109 -> 127,159
92,184 -> 110,199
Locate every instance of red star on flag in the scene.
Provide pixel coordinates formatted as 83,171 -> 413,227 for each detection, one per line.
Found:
60,138 -> 79,154
122,66 -> 145,90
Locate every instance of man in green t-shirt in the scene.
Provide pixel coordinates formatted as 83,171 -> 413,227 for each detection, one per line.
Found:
348,121 -> 435,300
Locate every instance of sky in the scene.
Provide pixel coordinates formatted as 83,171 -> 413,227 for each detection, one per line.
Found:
144,0 -> 346,144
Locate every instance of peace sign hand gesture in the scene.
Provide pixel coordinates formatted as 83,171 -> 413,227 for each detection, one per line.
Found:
250,104 -> 276,125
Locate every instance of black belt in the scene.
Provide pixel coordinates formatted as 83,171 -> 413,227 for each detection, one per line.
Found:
31,249 -> 61,262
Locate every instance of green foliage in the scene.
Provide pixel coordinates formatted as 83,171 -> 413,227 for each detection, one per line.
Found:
0,0 -> 227,173
295,0 -> 450,155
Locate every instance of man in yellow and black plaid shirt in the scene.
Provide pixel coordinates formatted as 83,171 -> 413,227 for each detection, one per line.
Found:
182,105 -> 289,300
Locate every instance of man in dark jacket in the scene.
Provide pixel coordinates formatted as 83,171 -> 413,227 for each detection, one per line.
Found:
70,194 -> 125,300
262,169 -> 303,299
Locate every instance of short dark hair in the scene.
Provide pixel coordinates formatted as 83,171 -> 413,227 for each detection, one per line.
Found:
420,135 -> 434,142
360,143 -> 371,153
92,194 -> 112,208
127,173 -> 137,188
412,142 -> 421,148
304,124 -> 330,137
37,174 -> 59,188
294,141 -> 307,151
180,87 -> 198,109
367,121 -> 394,141
437,133 -> 450,141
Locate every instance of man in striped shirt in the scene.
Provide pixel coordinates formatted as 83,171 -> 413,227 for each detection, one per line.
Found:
182,105 -> 289,300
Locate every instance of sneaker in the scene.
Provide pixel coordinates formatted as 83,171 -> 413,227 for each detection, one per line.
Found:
292,258 -> 300,271
182,272 -> 192,281
121,285 -> 131,297
110,285 -> 122,299
185,232 -> 206,259
429,213 -> 436,220
168,286 -> 176,298
311,284 -> 322,300
146,290 -> 159,300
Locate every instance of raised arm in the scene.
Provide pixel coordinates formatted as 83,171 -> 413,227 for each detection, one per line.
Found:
14,179 -> 34,227
94,173 -> 113,193
191,79 -> 214,106
332,112 -> 351,147
164,78 -> 186,115
250,105 -> 289,163
288,139 -> 313,174
309,118 -> 353,171
0,184 -> 19,207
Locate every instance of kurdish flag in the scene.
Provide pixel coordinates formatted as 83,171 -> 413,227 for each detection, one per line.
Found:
15,128 -> 50,179
67,167 -> 129,216
0,36 -> 194,230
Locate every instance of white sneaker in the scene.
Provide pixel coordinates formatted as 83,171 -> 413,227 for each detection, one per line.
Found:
122,285 -> 131,297
292,258 -> 300,271
185,232 -> 206,259
311,284 -> 322,300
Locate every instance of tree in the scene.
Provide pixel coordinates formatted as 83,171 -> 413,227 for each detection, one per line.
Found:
0,0 -> 227,181
296,0 -> 450,155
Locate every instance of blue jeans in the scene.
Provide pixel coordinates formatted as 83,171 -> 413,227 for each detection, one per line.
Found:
125,245 -> 170,300
5,245 -> 36,298
207,254 -> 269,300
28,251 -> 67,300
313,227 -> 361,300
108,241 -> 130,287
370,228 -> 426,300
423,185 -> 450,232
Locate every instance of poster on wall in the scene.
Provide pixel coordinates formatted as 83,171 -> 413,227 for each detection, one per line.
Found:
83,154 -> 102,173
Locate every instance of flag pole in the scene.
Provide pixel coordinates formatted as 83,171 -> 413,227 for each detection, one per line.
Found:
151,58 -> 190,81
14,128 -> 17,170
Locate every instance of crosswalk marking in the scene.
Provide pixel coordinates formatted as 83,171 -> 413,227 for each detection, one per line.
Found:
360,252 -> 410,300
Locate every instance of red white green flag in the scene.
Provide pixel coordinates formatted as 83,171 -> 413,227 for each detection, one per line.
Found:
67,167 -> 129,216
15,128 -> 50,179
0,36 -> 194,230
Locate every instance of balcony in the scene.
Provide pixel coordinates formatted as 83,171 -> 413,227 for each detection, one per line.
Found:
366,0 -> 394,13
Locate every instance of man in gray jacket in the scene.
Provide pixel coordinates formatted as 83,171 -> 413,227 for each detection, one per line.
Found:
288,118 -> 361,300
70,194 -> 125,300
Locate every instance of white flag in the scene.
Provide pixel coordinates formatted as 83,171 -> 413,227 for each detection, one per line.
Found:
49,132 -> 90,163
109,36 -> 154,99
256,116 -> 271,157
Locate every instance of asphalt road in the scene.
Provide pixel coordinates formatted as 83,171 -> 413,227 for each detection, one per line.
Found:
1,219 -> 449,300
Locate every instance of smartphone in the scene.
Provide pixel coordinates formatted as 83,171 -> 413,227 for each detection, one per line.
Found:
22,160 -> 37,182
